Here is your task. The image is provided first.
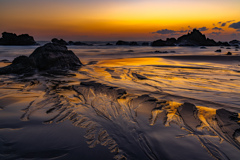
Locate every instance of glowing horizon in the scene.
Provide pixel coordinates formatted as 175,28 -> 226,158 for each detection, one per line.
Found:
1,0 -> 240,41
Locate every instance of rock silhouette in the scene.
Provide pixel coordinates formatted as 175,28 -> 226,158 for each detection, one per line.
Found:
0,43 -> 82,75
0,32 -> 37,45
151,29 -> 233,46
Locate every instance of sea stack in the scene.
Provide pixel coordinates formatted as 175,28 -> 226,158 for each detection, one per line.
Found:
0,32 -> 37,45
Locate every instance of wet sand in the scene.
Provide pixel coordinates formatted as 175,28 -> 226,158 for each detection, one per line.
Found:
1,46 -> 240,159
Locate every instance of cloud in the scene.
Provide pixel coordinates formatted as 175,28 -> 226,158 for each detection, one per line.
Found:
212,27 -> 224,31
211,32 -> 221,35
221,23 -> 226,27
217,22 -> 222,25
198,27 -> 208,31
153,29 -> 187,35
229,21 -> 240,30
221,20 -> 235,27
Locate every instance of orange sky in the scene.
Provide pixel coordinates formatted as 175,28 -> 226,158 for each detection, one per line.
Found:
0,0 -> 240,41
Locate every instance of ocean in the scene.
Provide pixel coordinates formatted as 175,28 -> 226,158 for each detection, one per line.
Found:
0,42 -> 240,159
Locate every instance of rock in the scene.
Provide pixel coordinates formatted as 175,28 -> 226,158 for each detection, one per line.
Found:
151,39 -> 166,46
0,32 -> 37,45
129,41 -> 138,46
200,46 -> 207,49
51,38 -> 68,45
177,29 -> 217,46
226,52 -> 232,55
229,40 -> 240,46
0,43 -> 82,75
127,50 -> 134,52
106,43 -> 113,46
0,59 -> 10,63
116,40 -> 129,45
0,56 -> 35,74
215,49 -> 222,53
141,42 -> 149,46
217,41 -> 230,46
29,43 -> 82,70
226,47 -> 231,49
68,41 -> 90,46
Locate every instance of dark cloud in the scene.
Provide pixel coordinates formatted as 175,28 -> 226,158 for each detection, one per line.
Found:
221,20 -> 235,27
221,23 -> 226,27
229,21 -> 240,30
212,27 -> 224,31
217,22 -> 222,25
211,32 -> 221,35
153,29 -> 187,35
198,27 -> 208,31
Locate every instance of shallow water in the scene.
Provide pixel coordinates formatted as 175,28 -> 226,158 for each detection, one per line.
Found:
0,44 -> 240,159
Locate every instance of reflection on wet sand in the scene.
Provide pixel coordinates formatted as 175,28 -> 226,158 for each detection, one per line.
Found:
0,56 -> 240,159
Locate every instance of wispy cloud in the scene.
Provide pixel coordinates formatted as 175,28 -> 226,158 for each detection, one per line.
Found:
220,20 -> 235,27
152,29 -> 188,35
198,27 -> 208,31
212,27 -> 224,31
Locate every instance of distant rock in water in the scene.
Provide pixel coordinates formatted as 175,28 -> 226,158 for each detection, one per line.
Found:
229,40 -> 240,46
51,38 -> 68,45
177,29 -> 217,46
116,40 -> 130,45
0,43 -> 82,75
151,29 -> 231,46
226,52 -> 232,55
68,41 -> 91,46
0,32 -> 37,45
152,38 -> 176,46
215,49 -> 222,53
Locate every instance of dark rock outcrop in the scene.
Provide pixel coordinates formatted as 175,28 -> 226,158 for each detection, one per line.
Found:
0,32 -> 37,45
51,38 -> 68,45
68,41 -> 90,46
141,42 -> 149,46
177,29 -> 217,46
151,29 -> 232,46
229,40 -> 240,46
152,38 -> 176,46
215,49 -> 222,53
0,43 -> 82,75
116,40 -> 129,45
226,52 -> 232,55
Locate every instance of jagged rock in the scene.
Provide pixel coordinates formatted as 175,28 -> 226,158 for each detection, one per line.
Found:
0,43 -> 82,75
215,49 -> 222,53
0,32 -> 37,45
151,29 -> 233,46
177,29 -> 217,46
116,40 -> 129,45
51,38 -> 68,45
226,52 -> 232,55
217,41 -> 230,46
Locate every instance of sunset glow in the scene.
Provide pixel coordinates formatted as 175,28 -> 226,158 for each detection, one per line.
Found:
1,0 -> 240,41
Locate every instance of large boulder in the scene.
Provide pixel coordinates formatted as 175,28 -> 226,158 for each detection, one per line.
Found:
0,32 -> 37,45
116,40 -> 129,45
0,43 -> 82,75
29,43 -> 82,70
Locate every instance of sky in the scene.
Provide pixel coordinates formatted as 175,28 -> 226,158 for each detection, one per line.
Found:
0,0 -> 240,41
